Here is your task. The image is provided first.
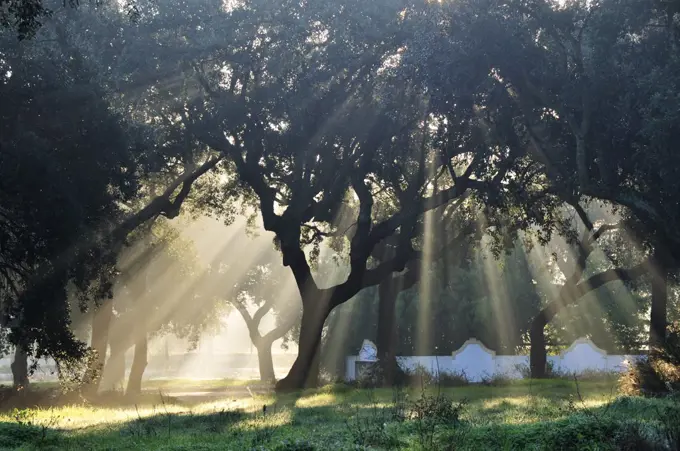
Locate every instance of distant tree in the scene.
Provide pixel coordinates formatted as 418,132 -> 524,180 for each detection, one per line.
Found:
100,218 -> 226,396
223,264 -> 300,384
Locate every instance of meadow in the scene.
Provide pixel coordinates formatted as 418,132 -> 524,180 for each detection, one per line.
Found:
0,378 -> 677,450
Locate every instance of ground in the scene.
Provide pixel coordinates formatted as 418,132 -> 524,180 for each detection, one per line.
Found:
0,378 -> 676,450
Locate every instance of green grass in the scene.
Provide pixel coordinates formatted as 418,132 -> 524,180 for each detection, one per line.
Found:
0,379 -> 676,450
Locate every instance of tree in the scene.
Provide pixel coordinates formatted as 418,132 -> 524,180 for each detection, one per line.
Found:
0,24 -> 149,387
29,5 -> 242,393
99,218 -> 225,396
527,205 -> 651,377
183,0 -> 544,389
0,3 -> 234,392
323,240 -> 546,378
398,0 -> 680,363
224,264 -> 300,384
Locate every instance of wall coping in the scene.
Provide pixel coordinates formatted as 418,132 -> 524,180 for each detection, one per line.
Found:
451,338 -> 496,359
559,337 -> 608,359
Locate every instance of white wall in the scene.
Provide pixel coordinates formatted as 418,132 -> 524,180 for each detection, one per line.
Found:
345,337 -> 642,382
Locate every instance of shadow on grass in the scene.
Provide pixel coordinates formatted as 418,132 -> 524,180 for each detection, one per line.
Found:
0,381 -> 670,451
0,407 -> 284,450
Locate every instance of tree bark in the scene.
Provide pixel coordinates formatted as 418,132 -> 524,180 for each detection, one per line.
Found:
376,278 -> 400,386
126,333 -> 148,397
649,261 -> 668,348
11,345 -> 29,391
101,341 -> 128,391
529,313 -> 549,378
85,301 -> 113,394
233,299 -> 296,385
255,340 -> 276,384
275,302 -> 328,391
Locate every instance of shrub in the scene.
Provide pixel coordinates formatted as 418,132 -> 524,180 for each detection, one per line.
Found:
620,322 -> 680,396
345,408 -> 401,448
355,358 -> 410,388
568,369 -> 620,383
405,364 -> 436,388
514,360 -> 560,379
613,420 -> 668,451
408,391 -> 467,450
480,372 -> 515,387
344,388 -> 405,448
437,370 -> 470,387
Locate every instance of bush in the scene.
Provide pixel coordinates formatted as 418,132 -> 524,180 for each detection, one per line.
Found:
404,364 -> 436,388
437,370 -> 470,387
408,391 -> 467,450
480,372 -> 515,387
613,420 -> 668,451
514,360 -> 559,379
620,322 -> 680,396
567,369 -> 620,383
355,358 -> 413,388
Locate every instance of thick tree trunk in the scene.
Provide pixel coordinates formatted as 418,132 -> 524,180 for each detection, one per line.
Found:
529,313 -> 549,379
255,339 -> 276,384
376,278 -> 399,387
85,301 -> 114,394
649,264 -> 668,348
126,333 -> 148,397
275,303 -> 328,391
11,345 -> 29,391
101,341 -> 128,391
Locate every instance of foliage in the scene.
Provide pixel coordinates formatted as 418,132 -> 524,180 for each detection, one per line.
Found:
407,0 -> 680,262
113,218 -> 223,345
0,24 -> 151,364
4,0 -> 680,396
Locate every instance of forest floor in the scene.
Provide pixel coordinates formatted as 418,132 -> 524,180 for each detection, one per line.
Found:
0,378 -> 676,450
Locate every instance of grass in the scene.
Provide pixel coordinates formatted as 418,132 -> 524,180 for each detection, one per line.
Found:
0,378 -> 676,450
142,378 -> 264,390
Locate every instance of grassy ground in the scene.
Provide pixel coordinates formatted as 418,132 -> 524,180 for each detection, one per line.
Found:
0,378 -> 676,450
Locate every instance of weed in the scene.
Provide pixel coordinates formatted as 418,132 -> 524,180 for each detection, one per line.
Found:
344,389 -> 402,448
436,371 -> 470,387
409,389 -> 467,450
480,372 -> 515,387
11,407 -> 60,441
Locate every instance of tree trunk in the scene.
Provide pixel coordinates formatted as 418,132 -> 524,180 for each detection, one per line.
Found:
126,333 -> 148,397
275,302 -> 328,391
528,261 -> 651,378
101,341 -> 128,392
529,313 -> 548,379
649,264 -> 668,349
85,301 -> 114,394
376,278 -> 399,387
255,339 -> 276,384
11,345 -> 29,391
